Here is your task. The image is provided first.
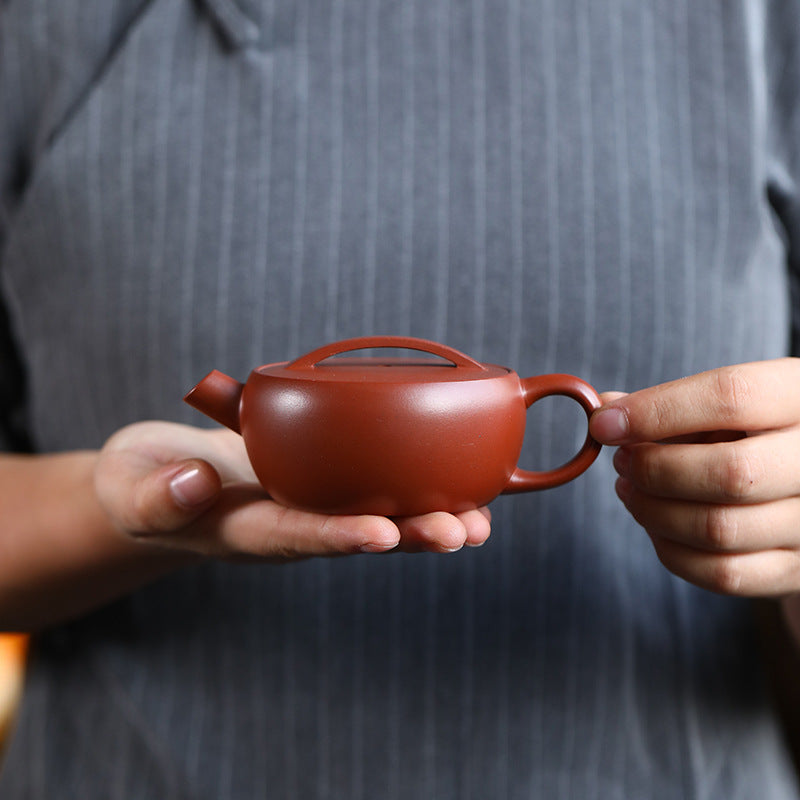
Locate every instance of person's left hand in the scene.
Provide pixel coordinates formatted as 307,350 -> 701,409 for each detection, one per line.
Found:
589,358 -> 800,599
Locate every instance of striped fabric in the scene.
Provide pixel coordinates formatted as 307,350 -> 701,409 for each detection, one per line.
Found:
1,0 -> 800,797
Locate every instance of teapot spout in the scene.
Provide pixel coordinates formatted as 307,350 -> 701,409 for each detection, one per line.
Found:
184,370 -> 243,434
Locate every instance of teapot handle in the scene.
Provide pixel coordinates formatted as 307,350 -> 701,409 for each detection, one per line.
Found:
285,335 -> 487,371
502,374 -> 602,493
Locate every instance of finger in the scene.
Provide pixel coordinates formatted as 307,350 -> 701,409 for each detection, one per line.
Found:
96,452 -> 223,535
391,507 -> 492,553
590,358 -> 800,445
181,486 -> 401,559
645,532 -> 800,597
393,511 -> 469,553
171,494 -> 481,560
616,478 -> 800,553
614,429 -> 800,504
458,507 -> 492,547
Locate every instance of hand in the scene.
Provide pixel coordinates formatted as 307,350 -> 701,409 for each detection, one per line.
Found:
588,358 -> 800,598
95,421 -> 491,561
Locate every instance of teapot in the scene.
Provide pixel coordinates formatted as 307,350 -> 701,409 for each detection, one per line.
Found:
184,336 -> 602,516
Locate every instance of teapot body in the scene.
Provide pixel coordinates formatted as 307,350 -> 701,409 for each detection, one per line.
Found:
240,367 -> 526,516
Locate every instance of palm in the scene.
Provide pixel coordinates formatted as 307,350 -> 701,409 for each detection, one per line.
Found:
96,422 -> 491,560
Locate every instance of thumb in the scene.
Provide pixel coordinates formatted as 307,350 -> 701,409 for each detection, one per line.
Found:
589,391 -> 630,444
96,454 -> 222,537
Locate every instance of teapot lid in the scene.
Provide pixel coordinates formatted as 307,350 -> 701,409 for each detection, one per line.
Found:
256,336 -> 509,383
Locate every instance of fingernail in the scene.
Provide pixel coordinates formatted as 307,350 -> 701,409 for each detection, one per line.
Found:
591,407 -> 629,444
615,477 -> 634,504
612,447 -> 632,477
170,467 -> 218,508
359,541 -> 398,553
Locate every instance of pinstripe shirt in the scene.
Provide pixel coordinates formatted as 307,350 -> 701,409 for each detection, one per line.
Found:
1,1 -> 800,797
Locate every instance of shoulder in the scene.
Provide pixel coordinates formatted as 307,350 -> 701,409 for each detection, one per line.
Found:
0,1 -> 152,224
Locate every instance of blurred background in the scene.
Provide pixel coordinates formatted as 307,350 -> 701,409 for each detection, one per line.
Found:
0,634 -> 27,762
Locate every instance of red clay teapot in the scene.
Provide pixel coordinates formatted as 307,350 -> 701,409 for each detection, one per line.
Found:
184,336 -> 602,516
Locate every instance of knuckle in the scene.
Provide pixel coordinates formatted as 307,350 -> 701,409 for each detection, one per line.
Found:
708,555 -> 744,595
649,395 -> 674,437
702,505 -> 738,551
717,445 -> 759,502
713,366 -> 751,423
266,506 -> 305,558
101,420 -> 159,454
318,515 -> 347,552
128,484 -> 162,535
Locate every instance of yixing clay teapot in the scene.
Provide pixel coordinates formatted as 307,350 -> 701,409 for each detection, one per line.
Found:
184,336 -> 602,516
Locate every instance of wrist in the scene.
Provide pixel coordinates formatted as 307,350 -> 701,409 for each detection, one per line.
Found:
0,451 -> 198,631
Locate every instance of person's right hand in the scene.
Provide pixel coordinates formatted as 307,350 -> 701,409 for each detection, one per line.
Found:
94,421 -> 492,562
